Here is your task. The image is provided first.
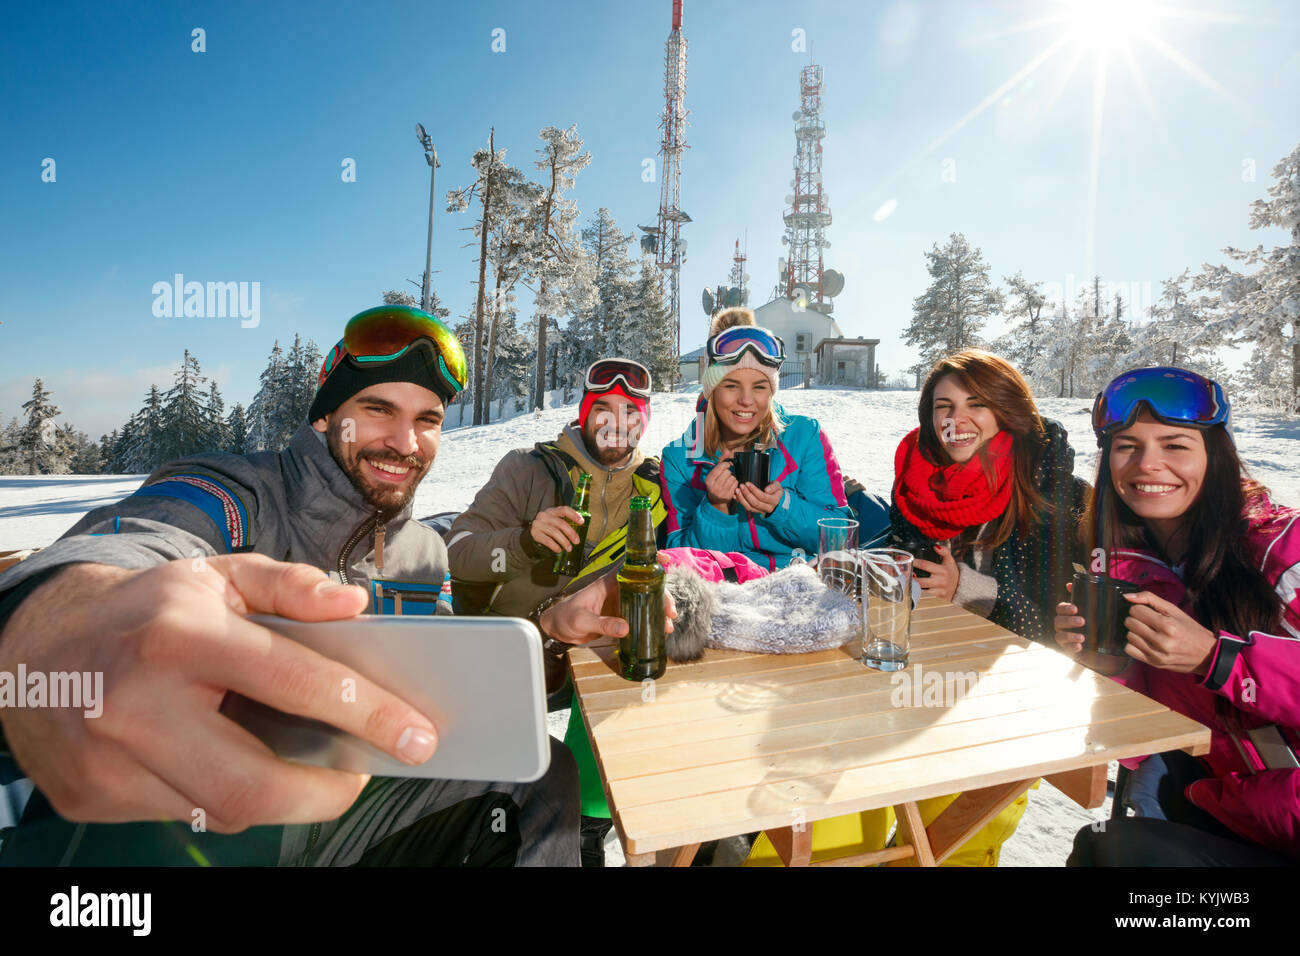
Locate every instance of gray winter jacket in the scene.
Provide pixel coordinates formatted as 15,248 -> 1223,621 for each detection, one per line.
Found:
0,422 -> 449,601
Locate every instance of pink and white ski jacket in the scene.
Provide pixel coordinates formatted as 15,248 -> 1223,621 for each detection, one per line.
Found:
1107,495 -> 1300,859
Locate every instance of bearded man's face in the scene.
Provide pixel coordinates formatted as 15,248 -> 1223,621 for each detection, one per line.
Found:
313,382 -> 444,514
581,394 -> 643,468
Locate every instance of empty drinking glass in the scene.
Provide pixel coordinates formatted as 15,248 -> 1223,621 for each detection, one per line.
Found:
817,518 -> 859,599
861,548 -> 914,672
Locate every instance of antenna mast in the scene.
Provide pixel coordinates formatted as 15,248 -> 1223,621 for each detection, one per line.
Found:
781,64 -> 833,313
656,0 -> 689,384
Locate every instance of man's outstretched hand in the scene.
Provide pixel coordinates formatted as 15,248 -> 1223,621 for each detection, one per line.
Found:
539,569 -> 678,645
0,554 -> 441,832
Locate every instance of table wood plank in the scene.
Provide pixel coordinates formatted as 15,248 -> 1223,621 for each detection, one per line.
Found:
576,639 -> 1079,715
1043,764 -> 1109,810
923,780 -> 1040,865
893,802 -> 936,867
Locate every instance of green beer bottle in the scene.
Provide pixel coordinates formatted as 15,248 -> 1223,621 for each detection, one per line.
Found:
617,496 -> 666,681
552,473 -> 593,577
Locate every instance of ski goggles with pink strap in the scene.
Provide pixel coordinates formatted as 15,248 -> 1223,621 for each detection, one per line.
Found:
707,326 -> 786,368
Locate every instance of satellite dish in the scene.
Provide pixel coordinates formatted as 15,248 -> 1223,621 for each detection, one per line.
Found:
640,233 -> 657,255
415,122 -> 427,140
726,287 -> 743,307
792,110 -> 803,121
702,288 -> 715,316
784,194 -> 795,204
822,270 -> 845,297
780,235 -> 788,245
678,239 -> 688,251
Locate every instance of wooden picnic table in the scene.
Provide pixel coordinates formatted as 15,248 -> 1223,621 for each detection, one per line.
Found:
567,595 -> 1212,867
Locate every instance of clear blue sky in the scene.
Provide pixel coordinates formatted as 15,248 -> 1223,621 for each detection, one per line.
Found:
3,0 -> 1297,437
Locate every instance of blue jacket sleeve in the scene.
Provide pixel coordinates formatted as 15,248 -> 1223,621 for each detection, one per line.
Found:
761,418 -> 854,555
660,447 -> 749,552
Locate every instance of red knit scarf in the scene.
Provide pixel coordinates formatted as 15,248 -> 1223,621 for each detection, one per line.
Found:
892,428 -> 1015,540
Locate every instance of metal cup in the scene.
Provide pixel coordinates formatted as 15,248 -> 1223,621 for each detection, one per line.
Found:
731,449 -> 771,488
1071,570 -> 1140,665
889,530 -> 941,580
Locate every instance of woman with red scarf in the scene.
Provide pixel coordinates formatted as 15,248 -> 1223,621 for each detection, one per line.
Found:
883,349 -> 1089,865
892,349 -> 1088,643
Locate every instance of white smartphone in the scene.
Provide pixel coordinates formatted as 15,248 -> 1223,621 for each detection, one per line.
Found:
220,615 -> 551,782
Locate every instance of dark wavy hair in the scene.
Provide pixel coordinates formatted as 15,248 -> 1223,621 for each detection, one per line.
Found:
1084,421 -> 1281,639
916,349 -> 1048,553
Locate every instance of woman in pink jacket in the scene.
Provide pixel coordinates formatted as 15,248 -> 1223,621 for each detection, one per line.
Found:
1056,367 -> 1299,865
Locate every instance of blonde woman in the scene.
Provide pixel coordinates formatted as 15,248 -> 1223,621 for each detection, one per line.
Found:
660,308 -> 854,570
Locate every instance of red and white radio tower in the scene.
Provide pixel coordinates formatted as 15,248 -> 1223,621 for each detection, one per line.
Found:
781,64 -> 837,313
729,238 -> 748,305
655,0 -> 690,385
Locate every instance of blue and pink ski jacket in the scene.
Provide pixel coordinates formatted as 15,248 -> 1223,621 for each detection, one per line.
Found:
1107,495 -> 1300,860
659,402 -> 854,571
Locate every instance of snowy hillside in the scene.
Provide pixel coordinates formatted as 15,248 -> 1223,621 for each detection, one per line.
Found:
3,387 -> 1298,550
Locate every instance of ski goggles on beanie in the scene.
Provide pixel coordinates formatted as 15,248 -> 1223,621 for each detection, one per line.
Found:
584,358 -> 651,398
309,306 -> 468,421
1092,366 -> 1230,446
707,326 -> 786,368
319,306 -> 468,400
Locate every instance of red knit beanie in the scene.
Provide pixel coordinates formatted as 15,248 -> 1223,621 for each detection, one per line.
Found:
579,383 -> 650,435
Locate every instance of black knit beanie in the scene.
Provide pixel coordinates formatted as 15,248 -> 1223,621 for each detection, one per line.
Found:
308,339 -> 456,423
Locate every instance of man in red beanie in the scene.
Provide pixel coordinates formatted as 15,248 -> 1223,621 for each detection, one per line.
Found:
448,359 -> 662,619
446,358 -> 667,866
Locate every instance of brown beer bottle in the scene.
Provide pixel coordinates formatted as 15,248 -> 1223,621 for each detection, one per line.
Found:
617,496 -> 666,681
552,473 -> 592,577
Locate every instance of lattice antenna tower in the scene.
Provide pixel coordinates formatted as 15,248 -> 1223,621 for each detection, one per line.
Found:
657,0 -> 689,382
728,238 -> 749,305
781,64 -> 833,312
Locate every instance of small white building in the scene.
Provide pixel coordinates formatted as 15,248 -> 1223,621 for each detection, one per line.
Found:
751,296 -> 843,385
813,337 -> 880,388
677,345 -> 706,386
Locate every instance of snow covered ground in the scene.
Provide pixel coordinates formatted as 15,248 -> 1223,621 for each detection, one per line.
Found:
2,387 -> 1296,865
6,387 -> 1297,549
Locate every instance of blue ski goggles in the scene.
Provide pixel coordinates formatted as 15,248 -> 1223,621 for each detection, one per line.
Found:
707,326 -> 786,368
1092,367 -> 1230,446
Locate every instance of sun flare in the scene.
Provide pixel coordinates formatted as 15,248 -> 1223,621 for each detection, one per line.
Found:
1061,0 -> 1159,54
